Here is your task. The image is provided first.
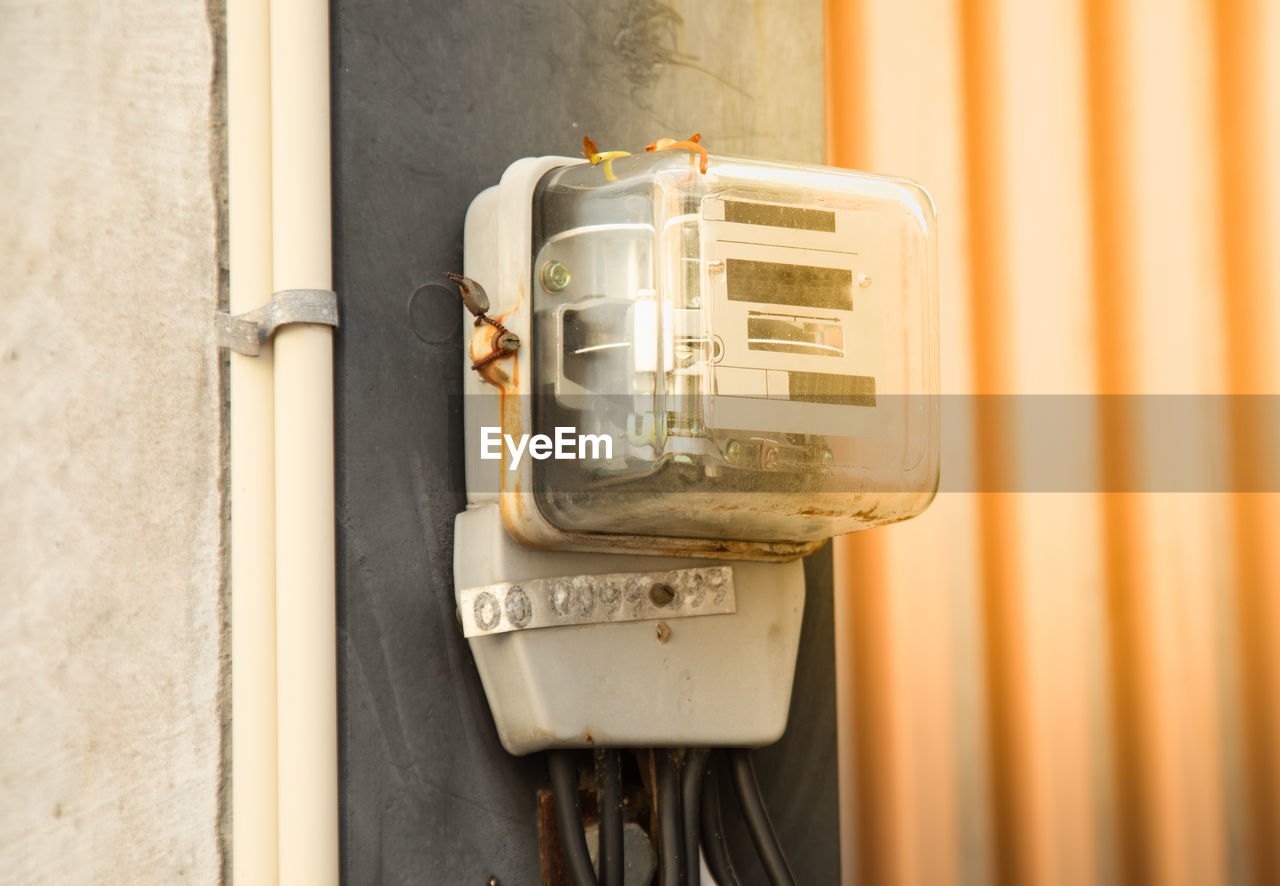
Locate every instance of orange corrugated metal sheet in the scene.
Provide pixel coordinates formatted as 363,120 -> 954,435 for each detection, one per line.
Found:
825,0 -> 1280,883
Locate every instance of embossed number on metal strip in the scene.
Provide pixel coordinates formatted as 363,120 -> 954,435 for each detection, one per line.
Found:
458,565 -> 735,638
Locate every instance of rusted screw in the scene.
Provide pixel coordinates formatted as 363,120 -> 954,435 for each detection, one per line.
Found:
649,583 -> 675,607
495,331 -> 520,353
724,441 -> 740,463
656,622 -> 671,643
762,445 -> 781,470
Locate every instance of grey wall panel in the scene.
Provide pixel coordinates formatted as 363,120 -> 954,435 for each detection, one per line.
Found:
331,1 -> 832,881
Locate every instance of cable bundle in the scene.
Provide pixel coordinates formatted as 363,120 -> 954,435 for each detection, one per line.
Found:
548,747 -> 797,886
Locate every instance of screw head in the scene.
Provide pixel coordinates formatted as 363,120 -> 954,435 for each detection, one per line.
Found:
822,450 -> 834,466
540,261 -> 571,292
762,445 -> 781,470
724,441 -> 740,463
496,331 -> 520,353
858,272 -> 872,289
649,583 -> 675,607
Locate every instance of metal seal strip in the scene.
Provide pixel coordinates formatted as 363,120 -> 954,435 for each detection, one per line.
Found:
457,565 -> 736,638
216,288 -> 340,356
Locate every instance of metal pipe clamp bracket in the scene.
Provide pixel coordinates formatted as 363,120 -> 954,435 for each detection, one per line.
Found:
216,288 -> 339,356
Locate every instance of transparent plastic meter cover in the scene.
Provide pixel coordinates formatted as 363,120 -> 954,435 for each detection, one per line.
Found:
529,151 -> 939,544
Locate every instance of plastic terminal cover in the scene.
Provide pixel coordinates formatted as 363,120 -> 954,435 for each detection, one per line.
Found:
527,151 -> 939,544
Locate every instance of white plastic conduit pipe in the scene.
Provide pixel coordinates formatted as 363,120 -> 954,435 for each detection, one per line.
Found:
228,0 -> 279,881
269,0 -> 339,883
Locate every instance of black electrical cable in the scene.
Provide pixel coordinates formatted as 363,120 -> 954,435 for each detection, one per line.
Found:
698,755 -> 742,886
595,749 -> 624,886
681,748 -> 709,884
728,749 -> 796,886
655,749 -> 686,885
549,750 -> 600,886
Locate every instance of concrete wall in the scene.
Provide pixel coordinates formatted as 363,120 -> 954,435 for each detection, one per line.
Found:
0,2 -> 226,882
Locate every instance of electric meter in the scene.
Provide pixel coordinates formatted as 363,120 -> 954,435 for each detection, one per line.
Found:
460,151 -> 938,561
452,150 -> 938,753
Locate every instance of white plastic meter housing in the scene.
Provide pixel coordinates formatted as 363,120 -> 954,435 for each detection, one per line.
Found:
453,151 -> 937,754
461,151 -> 939,561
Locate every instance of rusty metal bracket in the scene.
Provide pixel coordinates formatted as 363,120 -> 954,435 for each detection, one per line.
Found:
216,288 -> 340,356
457,565 -> 736,638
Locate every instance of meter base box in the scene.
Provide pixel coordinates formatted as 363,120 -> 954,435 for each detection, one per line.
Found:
454,504 -> 805,755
